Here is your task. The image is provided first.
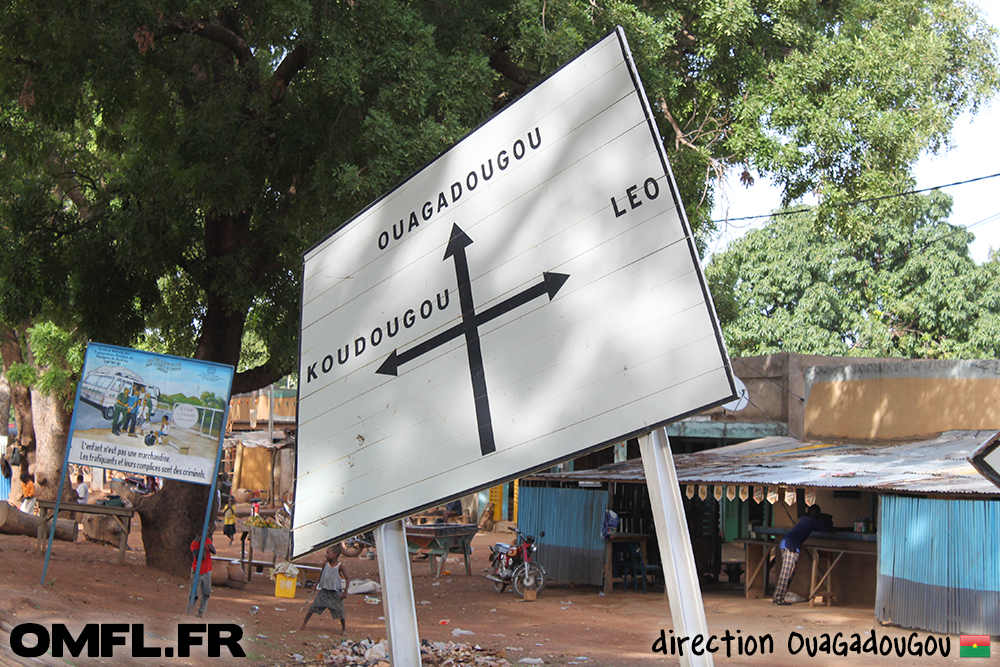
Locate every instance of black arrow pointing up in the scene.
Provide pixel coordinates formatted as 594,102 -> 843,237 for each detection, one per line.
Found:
376,223 -> 569,456
445,224 -> 495,455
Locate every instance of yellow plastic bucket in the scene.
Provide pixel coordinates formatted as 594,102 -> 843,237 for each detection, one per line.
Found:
275,573 -> 297,598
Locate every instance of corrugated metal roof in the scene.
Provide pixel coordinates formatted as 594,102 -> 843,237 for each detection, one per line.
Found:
526,430 -> 1000,495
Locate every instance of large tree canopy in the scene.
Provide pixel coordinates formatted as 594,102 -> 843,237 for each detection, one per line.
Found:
706,191 -> 1000,359
1,0 -> 996,378
0,0 -> 996,573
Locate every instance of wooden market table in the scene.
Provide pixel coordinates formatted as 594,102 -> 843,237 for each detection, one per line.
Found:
238,522 -> 291,581
804,537 -> 877,606
737,528 -> 876,604
735,537 -> 777,599
405,523 -> 477,578
36,499 -> 135,565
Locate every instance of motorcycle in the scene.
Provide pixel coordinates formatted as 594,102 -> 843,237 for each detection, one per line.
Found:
121,474 -> 159,496
275,501 -> 292,528
487,527 -> 546,597
340,530 -> 376,558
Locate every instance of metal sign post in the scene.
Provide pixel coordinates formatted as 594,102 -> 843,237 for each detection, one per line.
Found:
186,417 -> 231,614
375,520 -> 422,667
639,426 -> 713,667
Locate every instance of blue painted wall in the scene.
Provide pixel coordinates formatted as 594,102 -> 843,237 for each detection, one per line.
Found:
518,485 -> 608,586
877,494 -> 1000,634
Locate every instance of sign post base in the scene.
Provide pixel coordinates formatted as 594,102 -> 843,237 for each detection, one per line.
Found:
639,427 -> 714,667
375,520 -> 422,667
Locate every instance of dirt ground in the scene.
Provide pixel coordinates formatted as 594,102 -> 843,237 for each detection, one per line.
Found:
0,509 -> 986,667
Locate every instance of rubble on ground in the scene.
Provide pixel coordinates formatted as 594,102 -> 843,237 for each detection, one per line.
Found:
271,638 -> 517,667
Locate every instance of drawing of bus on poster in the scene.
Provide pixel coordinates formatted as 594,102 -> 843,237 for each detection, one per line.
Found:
69,343 -> 235,484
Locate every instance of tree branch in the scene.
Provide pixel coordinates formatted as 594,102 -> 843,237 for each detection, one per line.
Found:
233,361 -> 290,395
156,17 -> 253,65
272,44 -> 310,96
489,48 -> 534,87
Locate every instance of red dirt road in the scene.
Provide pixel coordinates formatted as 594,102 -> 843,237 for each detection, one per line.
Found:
0,515 -> 981,667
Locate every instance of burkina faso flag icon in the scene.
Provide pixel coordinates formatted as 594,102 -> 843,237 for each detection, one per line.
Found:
960,635 -> 990,658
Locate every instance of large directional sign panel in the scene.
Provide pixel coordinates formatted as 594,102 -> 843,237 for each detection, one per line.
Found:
295,27 -> 736,557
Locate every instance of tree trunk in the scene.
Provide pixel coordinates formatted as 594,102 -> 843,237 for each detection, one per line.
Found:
0,502 -> 78,541
0,372 -> 9,440
138,479 -> 218,577
30,389 -> 73,501
139,267 -> 245,575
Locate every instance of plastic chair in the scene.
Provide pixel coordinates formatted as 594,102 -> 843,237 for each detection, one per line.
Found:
610,542 -> 631,589
628,542 -> 662,593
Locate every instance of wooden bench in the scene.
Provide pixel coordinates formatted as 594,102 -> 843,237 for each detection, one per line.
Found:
296,564 -> 324,588
37,500 -> 134,566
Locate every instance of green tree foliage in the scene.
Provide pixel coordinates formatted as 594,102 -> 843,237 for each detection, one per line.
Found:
706,191 -> 1000,358
503,0 -> 998,237
0,0 -> 995,381
965,250 -> 1000,355
199,391 -> 225,410
5,322 -> 83,409
0,1 -> 506,392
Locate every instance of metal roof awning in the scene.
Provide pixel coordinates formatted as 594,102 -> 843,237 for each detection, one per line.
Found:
526,430 -> 1000,496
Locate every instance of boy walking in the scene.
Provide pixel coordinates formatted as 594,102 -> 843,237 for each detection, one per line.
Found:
222,497 -> 237,545
301,545 -> 351,633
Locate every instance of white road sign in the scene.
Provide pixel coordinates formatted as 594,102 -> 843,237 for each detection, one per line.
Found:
295,27 -> 736,557
971,432 -> 1000,490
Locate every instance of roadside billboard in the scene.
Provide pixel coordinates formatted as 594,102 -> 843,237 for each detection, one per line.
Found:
69,343 -> 235,484
295,28 -> 736,557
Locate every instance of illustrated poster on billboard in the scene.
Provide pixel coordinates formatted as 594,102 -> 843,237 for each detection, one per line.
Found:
295,27 -> 736,557
69,343 -> 235,484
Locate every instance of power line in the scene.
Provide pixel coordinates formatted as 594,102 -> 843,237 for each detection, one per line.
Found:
712,172 -> 1000,225
733,358 -> 805,403
872,209 -> 1000,268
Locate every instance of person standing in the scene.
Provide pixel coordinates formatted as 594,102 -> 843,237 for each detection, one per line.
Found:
111,385 -> 131,436
222,496 -> 237,545
19,473 -> 36,514
301,545 -> 351,633
190,527 -> 217,618
126,386 -> 143,437
134,388 -> 152,436
773,504 -> 830,605
75,474 -> 89,504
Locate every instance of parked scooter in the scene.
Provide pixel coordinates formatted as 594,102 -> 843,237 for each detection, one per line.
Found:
340,530 -> 376,558
487,527 -> 546,597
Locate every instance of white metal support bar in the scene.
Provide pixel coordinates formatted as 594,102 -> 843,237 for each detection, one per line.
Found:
375,520 -> 422,667
639,427 -> 714,667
